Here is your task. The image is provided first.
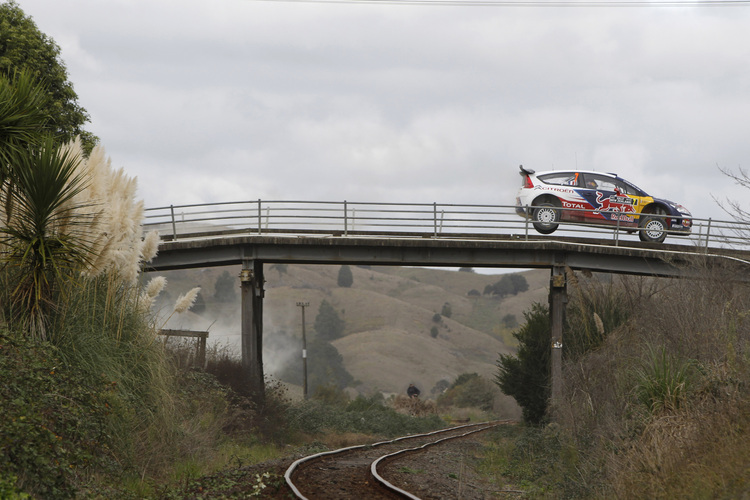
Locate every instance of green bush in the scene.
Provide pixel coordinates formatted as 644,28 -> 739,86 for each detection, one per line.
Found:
0,330 -> 116,498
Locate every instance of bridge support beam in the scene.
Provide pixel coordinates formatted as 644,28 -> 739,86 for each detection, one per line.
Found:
549,264 -> 567,417
240,260 -> 265,402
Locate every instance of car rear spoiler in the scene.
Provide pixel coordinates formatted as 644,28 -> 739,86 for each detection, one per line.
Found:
519,165 -> 535,175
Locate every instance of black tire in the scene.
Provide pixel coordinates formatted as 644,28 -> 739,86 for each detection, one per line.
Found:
639,216 -> 667,243
532,202 -> 560,234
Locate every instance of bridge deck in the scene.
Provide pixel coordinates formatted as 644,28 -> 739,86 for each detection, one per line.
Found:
146,232 -> 750,278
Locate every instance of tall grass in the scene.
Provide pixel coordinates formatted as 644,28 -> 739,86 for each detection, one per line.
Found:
47,273 -> 178,474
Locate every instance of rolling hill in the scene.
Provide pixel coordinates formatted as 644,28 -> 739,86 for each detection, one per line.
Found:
146,264 -> 550,410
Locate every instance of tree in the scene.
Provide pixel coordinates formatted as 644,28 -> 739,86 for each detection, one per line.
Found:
1,134 -> 89,338
314,300 -> 344,340
495,302 -> 551,425
0,1 -> 98,152
508,273 -> 529,294
0,69 -> 50,185
501,313 -> 518,329
213,270 -> 236,302
191,290 -> 206,315
337,265 -> 353,288
441,302 -> 452,318
278,338 -> 353,392
484,273 -> 529,298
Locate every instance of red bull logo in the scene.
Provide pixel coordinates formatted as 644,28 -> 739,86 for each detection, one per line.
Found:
594,191 -> 636,221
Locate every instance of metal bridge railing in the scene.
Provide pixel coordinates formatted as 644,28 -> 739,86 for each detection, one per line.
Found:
143,200 -> 750,251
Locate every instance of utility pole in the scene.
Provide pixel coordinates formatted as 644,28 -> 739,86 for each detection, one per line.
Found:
296,301 -> 310,400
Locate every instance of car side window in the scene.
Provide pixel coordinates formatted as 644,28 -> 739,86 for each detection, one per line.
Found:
584,174 -> 618,192
613,180 -> 632,195
538,173 -> 580,186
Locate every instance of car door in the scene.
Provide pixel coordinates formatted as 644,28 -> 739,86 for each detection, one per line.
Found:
579,174 -> 638,227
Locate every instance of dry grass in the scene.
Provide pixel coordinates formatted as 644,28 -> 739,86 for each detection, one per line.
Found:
552,261 -> 750,498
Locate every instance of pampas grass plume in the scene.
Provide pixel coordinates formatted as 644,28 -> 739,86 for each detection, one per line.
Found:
594,312 -> 605,336
146,276 -> 167,299
141,230 -> 160,263
173,287 -> 200,314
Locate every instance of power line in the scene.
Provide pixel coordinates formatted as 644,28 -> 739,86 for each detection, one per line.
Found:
255,0 -> 750,6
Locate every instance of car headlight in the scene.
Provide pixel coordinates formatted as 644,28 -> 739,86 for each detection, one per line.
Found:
668,202 -> 691,216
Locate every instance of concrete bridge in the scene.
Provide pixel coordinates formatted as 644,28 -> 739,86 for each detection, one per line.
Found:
144,200 -> 750,405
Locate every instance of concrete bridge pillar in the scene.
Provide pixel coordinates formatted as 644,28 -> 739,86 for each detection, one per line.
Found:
549,264 -> 567,415
240,260 -> 265,402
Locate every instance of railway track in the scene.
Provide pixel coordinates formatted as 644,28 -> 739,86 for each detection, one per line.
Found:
285,420 -> 511,499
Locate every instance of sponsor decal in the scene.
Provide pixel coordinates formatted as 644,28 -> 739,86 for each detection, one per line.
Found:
537,186 -> 575,194
587,191 -> 638,222
561,201 -> 587,209
594,191 -> 636,217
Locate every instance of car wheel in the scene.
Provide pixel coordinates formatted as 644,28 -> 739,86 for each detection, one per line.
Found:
639,216 -> 667,243
532,202 -> 560,234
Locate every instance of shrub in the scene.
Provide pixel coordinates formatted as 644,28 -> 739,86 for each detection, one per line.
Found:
495,303 -> 551,425
438,373 -> 496,411
634,345 -> 695,414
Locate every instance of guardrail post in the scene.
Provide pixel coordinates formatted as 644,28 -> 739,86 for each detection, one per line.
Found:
615,214 -> 620,246
169,205 -> 177,240
704,218 -> 712,249
433,202 -> 438,237
344,200 -> 348,236
257,199 -> 262,235
524,205 -> 529,241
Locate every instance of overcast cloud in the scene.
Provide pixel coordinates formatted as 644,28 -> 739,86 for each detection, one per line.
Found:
15,0 -> 750,221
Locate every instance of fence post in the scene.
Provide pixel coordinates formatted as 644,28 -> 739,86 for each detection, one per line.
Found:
169,205 -> 177,240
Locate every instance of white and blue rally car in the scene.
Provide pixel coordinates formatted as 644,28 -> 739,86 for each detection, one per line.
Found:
515,165 -> 692,243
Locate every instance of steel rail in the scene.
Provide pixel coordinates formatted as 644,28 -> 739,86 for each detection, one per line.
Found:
370,421 -> 507,499
284,421 -> 500,500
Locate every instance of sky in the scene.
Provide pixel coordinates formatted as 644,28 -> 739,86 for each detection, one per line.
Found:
13,0 -> 750,223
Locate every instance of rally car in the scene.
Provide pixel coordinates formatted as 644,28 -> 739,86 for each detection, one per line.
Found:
514,165 -> 692,243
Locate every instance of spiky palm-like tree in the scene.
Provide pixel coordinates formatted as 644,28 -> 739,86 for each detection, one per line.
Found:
0,135 -> 93,338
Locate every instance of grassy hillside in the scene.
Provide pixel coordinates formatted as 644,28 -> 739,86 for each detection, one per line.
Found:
145,265 -> 549,402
